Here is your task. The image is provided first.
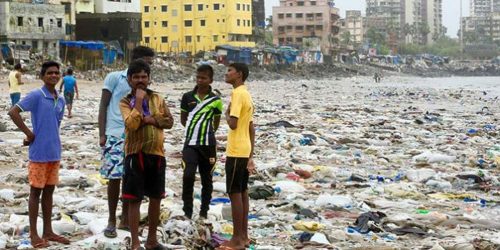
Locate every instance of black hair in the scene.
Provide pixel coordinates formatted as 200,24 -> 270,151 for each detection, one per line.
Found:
14,63 -> 22,70
229,63 -> 249,82
40,61 -> 60,76
127,59 -> 151,78
197,65 -> 214,80
66,68 -> 73,75
131,46 -> 155,60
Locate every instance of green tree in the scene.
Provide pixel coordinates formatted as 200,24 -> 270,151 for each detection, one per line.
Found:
366,28 -> 386,46
419,22 -> 430,44
340,31 -> 352,46
266,15 -> 272,30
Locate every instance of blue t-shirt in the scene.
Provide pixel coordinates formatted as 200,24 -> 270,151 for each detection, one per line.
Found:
16,86 -> 65,162
62,75 -> 77,93
103,70 -> 131,137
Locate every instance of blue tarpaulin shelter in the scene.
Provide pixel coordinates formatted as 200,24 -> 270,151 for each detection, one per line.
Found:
60,40 -> 118,65
215,45 -> 252,65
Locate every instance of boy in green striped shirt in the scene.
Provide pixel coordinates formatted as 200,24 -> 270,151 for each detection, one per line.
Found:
180,65 -> 223,219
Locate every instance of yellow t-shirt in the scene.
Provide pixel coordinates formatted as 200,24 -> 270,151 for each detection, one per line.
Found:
8,71 -> 21,94
226,85 -> 254,158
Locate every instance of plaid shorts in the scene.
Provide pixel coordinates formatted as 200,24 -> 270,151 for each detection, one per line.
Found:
100,135 -> 125,179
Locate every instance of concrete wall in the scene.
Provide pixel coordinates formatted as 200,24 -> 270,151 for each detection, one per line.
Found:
95,0 -> 140,13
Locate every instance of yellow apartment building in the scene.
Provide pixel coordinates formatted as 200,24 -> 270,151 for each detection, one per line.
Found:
141,0 -> 255,54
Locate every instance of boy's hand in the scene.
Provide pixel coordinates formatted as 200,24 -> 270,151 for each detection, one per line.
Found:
247,158 -> 256,175
135,89 -> 147,100
142,116 -> 157,126
99,135 -> 106,147
23,131 -> 35,146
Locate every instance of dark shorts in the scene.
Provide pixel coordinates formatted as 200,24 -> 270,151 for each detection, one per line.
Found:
225,157 -> 249,194
64,92 -> 74,105
122,152 -> 166,202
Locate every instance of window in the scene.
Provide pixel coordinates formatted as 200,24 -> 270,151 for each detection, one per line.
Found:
144,6 -> 149,12
172,9 -> 178,16
38,17 -> 43,27
278,37 -> 285,43
316,13 -> 322,17
161,5 -> 167,12
217,19 -> 220,23
197,36 -> 201,42
306,13 -> 314,20
296,13 -> 303,18
286,13 -> 292,18
184,20 -> 192,27
295,26 -> 304,31
161,36 -> 168,43
310,1 -> 316,5
278,13 -> 284,19
296,37 -> 303,43
278,26 -> 285,33
57,18 -> 62,28
237,19 -> 240,26
162,21 -> 168,27
213,35 -> 218,42
286,37 -> 293,43
237,3 -> 240,10
184,5 -> 192,11
297,1 -> 304,6
247,20 -> 251,26
200,20 -> 206,26
198,4 -> 203,11
18,17 -> 23,26
185,36 -> 192,43
173,25 -> 178,32
154,21 -> 157,26
214,3 -> 220,10
286,25 -> 292,30
315,25 -> 323,30
32,40 -> 38,50
144,37 -> 150,43
247,4 -> 250,11
144,21 -> 150,28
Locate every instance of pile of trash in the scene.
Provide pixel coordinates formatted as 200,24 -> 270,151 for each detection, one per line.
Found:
0,75 -> 498,249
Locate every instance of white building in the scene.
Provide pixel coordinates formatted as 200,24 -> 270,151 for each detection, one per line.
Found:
94,0 -> 140,14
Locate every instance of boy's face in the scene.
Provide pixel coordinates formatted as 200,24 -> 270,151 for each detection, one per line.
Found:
196,71 -> 212,88
42,66 -> 61,87
225,66 -> 240,84
128,70 -> 150,90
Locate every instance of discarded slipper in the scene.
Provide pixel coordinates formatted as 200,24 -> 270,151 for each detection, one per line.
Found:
43,235 -> 70,245
32,240 -> 50,248
104,226 -> 118,238
145,243 -> 168,250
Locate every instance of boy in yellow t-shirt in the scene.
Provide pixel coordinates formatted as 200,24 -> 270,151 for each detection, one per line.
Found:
219,63 -> 256,250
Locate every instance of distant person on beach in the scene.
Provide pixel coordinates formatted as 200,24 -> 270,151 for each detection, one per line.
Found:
8,61 -> 70,248
59,68 -> 79,118
374,72 -> 382,83
98,46 -> 155,238
218,63 -> 256,250
8,63 -> 24,106
180,65 -> 223,220
120,59 -> 173,250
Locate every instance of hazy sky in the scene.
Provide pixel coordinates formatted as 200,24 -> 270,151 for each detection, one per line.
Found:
265,0 -> 470,38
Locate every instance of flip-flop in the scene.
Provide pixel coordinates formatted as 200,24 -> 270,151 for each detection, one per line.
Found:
32,240 -> 50,248
104,226 -> 118,238
145,243 -> 168,250
43,235 -> 70,245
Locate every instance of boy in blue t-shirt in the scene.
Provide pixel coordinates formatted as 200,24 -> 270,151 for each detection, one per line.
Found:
59,68 -> 79,118
8,61 -> 69,248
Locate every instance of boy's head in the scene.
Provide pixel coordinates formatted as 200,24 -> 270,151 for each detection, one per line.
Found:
40,61 -> 61,86
131,46 -> 155,65
127,59 -> 151,90
14,63 -> 22,71
196,65 -> 214,88
66,68 -> 73,75
225,63 -> 249,84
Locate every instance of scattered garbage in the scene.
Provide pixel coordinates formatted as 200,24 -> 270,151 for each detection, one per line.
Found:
0,74 -> 498,249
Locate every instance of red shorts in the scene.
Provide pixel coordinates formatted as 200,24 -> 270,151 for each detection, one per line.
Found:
28,162 -> 60,188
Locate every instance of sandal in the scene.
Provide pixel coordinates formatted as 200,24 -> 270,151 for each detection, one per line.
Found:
104,226 -> 118,238
32,240 -> 50,248
145,243 -> 168,250
43,235 -> 70,245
